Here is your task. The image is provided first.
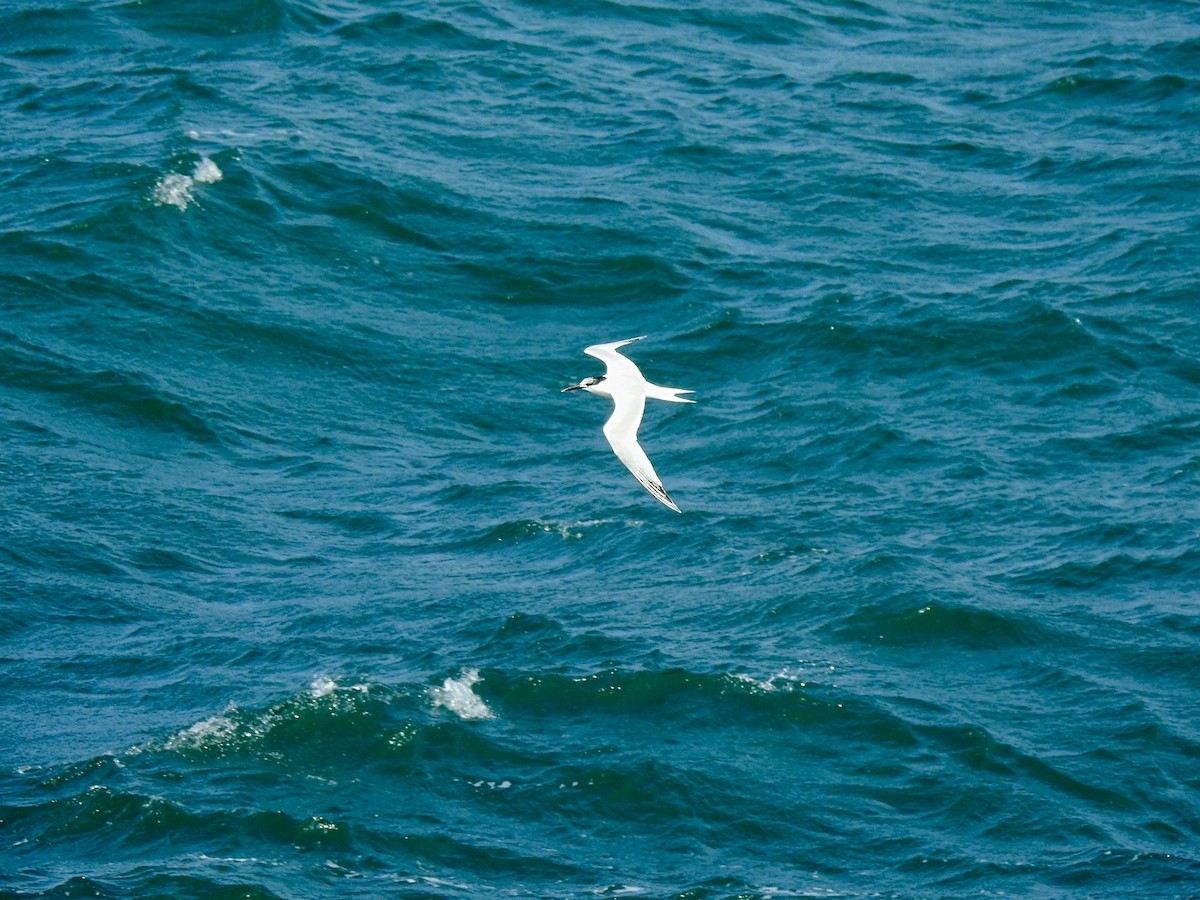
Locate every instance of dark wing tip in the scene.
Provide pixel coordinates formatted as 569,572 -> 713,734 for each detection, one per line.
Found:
646,480 -> 682,513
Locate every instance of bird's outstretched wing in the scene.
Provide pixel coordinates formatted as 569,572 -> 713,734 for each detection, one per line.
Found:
602,391 -> 682,513
584,336 -> 647,380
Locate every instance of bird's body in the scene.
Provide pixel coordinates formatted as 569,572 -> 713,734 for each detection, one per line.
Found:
561,336 -> 694,512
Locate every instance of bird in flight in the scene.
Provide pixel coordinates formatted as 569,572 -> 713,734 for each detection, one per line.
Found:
561,336 -> 694,512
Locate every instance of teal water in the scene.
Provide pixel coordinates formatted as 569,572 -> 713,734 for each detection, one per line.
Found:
3,0 -> 1199,896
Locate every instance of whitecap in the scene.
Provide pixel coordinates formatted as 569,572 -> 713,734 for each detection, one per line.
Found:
430,668 -> 494,720
310,675 -> 337,698
152,173 -> 196,211
151,157 -> 222,210
163,712 -> 241,750
192,156 -> 222,184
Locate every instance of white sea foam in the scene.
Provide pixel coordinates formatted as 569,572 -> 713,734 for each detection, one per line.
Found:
163,711 -> 242,750
732,672 -> 778,692
192,156 -> 223,184
730,667 -> 824,693
431,668 -> 494,720
195,853 -> 266,865
310,675 -> 337,698
470,779 -> 512,789
152,173 -> 196,211
151,157 -> 222,210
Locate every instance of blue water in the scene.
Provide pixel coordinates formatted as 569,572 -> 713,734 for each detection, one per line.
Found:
3,0 -> 1199,896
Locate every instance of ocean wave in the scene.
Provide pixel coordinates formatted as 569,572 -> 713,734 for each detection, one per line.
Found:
115,0 -> 302,38
1042,72 -> 1193,106
4,656 -> 1197,896
1008,545 -> 1200,595
0,337 -> 222,444
473,518 -> 605,545
829,596 -> 1052,650
331,9 -> 507,52
142,676 -> 386,763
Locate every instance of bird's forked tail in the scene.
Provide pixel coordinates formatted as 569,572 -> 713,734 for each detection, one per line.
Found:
644,382 -> 695,404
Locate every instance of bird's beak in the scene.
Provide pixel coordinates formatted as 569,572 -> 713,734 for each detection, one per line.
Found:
561,383 -> 584,393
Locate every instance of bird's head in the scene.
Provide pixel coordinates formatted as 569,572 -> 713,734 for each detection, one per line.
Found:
561,375 -> 606,395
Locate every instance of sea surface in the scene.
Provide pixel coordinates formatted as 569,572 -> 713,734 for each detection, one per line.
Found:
2,0 -> 1199,897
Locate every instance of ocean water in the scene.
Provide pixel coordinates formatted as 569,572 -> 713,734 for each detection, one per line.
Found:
2,0 -> 1199,896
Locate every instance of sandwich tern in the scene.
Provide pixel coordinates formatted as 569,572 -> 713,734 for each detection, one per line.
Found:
561,336 -> 694,512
